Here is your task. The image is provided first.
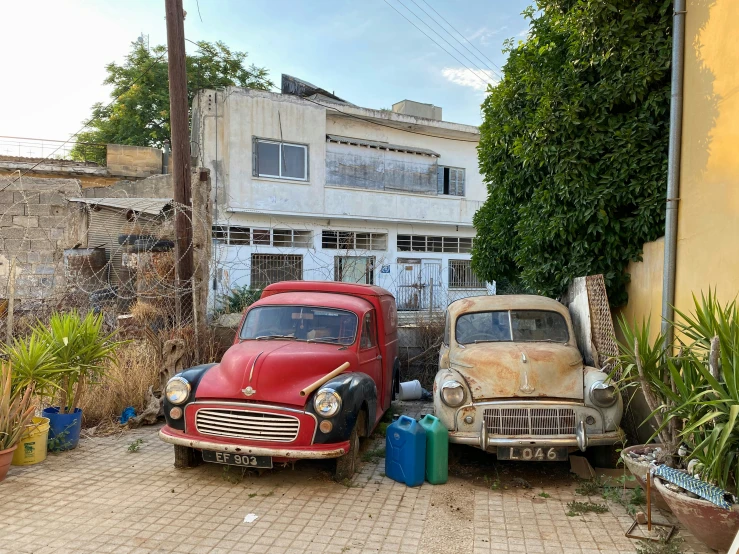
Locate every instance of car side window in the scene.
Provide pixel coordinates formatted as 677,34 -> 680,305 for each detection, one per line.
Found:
360,312 -> 377,349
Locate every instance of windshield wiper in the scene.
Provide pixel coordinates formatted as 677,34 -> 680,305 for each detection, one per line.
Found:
255,334 -> 298,340
306,337 -> 342,344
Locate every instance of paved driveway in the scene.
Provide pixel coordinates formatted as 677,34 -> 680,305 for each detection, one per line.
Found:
0,413 -> 712,554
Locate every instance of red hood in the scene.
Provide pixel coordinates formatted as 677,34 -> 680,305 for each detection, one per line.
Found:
195,340 -> 357,407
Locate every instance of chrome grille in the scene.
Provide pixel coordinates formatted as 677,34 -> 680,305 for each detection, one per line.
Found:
195,408 -> 300,442
483,407 -> 576,436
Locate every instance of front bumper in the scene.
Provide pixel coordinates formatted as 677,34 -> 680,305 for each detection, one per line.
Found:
159,426 -> 349,460
449,427 -> 623,452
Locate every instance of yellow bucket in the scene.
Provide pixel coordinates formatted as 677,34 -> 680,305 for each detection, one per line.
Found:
11,417 -> 50,466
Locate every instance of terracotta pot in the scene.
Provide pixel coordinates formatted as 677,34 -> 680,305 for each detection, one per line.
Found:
621,444 -> 671,513
655,476 -> 739,552
0,444 -> 18,482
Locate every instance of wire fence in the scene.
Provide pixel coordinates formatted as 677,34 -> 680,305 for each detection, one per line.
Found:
0,136 -> 107,165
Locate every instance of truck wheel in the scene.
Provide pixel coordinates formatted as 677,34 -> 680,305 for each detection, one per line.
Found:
391,367 -> 400,401
334,412 -> 364,481
173,445 -> 201,469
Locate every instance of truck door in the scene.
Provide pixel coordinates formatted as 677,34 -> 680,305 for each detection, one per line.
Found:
357,310 -> 383,414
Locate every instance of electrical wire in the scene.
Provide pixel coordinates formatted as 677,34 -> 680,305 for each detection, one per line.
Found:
381,0 -> 491,88
395,0 -> 500,83
0,47 -> 169,193
418,0 -> 504,75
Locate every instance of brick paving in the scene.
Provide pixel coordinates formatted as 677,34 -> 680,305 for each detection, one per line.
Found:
0,403 -> 714,554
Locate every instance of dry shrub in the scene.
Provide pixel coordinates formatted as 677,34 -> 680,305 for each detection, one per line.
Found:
398,313 -> 444,390
157,324 -> 229,368
130,300 -> 159,325
79,340 -> 159,428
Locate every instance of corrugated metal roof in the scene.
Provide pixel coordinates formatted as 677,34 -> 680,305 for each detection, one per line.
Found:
326,135 -> 440,157
68,197 -> 172,215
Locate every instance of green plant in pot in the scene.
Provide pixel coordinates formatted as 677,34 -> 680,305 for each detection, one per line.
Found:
35,311 -> 123,451
652,292 -> 739,552
0,361 -> 36,482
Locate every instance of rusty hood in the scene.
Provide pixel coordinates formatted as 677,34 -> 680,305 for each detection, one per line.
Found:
450,342 -> 584,400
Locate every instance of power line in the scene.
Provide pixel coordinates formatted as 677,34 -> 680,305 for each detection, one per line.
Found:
418,0 -> 504,75
412,0 -> 503,78
397,0 -> 501,82
381,0 -> 491,88
0,47 -> 169,194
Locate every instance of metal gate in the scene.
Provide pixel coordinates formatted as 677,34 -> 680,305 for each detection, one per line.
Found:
396,259 -> 442,311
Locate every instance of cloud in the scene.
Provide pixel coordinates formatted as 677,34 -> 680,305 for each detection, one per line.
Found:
468,26 -> 508,46
441,67 -> 498,92
518,28 -> 529,38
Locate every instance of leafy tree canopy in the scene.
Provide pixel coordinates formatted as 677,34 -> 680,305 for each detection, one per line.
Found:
72,40 -> 272,162
472,0 -> 672,306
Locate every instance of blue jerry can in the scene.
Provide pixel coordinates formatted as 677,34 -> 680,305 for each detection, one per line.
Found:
385,415 -> 426,487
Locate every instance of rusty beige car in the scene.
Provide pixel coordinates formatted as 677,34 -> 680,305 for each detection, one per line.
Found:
434,295 -> 623,464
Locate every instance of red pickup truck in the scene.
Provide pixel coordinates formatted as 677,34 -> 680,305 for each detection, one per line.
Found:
159,281 -> 399,479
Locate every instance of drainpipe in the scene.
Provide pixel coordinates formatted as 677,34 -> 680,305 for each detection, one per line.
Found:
661,0 -> 687,347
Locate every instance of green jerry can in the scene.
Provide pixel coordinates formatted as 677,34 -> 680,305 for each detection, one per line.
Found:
419,414 -> 448,484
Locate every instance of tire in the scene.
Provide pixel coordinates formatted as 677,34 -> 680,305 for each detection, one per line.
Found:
586,445 -> 621,469
334,412 -> 364,481
173,445 -> 201,469
391,365 -> 400,401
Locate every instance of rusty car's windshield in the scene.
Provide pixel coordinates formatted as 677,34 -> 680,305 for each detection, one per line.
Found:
240,306 -> 358,345
455,310 -> 569,344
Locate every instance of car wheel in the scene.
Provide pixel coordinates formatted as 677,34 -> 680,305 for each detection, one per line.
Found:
173,445 -> 202,469
391,366 -> 400,401
334,412 -> 364,481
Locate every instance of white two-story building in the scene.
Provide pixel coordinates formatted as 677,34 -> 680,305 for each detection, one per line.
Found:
193,75 -> 489,312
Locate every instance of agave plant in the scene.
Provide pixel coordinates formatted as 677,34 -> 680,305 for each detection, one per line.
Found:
3,329 -> 66,401
0,361 -> 36,452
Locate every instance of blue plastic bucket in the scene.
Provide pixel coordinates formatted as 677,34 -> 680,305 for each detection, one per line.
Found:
43,407 -> 83,451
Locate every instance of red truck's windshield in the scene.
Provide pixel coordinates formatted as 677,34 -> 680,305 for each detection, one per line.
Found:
240,306 -> 358,345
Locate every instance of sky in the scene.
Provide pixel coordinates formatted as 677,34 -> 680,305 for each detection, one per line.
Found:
0,0 -> 532,145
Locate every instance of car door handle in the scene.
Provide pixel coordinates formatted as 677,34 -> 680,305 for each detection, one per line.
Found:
376,355 -> 382,361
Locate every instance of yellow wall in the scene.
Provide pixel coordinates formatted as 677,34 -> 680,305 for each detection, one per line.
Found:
622,0 -> 739,336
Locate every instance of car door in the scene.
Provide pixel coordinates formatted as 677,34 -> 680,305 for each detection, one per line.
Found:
357,310 -> 383,402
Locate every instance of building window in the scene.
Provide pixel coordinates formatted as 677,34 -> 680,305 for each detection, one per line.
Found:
211,226 -> 312,247
322,230 -> 387,251
437,166 -> 465,196
448,260 -> 485,289
253,138 -> 308,180
335,256 -> 375,285
251,254 -> 303,287
397,234 -> 473,253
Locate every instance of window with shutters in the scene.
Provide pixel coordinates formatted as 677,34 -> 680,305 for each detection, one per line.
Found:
437,166 -> 465,196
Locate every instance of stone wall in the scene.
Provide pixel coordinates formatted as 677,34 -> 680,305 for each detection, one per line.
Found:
0,177 -> 86,302
106,144 -> 163,178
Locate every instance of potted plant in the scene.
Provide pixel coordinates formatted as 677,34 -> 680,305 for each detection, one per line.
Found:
0,361 -> 36,482
651,292 -> 739,552
36,311 -> 122,451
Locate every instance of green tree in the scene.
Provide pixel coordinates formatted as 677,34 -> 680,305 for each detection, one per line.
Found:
72,40 -> 273,163
473,1 -> 673,306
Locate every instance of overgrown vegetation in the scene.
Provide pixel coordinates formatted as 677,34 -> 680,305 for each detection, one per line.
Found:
635,533 -> 684,554
221,285 -> 263,315
397,313 -> 444,389
72,40 -> 273,163
566,501 -> 608,516
473,0 -> 673,306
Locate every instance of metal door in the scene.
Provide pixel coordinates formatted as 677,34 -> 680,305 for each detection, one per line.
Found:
396,259 -> 442,311
421,260 -> 443,310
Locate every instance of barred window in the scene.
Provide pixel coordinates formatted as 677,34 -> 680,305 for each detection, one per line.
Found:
322,230 -> 387,251
397,234 -> 474,253
250,254 -> 303,288
211,227 -> 312,247
448,260 -> 485,289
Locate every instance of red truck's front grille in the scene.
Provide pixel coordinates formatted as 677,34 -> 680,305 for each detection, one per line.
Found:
195,408 -> 300,442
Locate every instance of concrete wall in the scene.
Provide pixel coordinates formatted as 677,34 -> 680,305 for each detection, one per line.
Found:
107,144 -> 163,178
0,177 -> 85,302
622,0 -> 739,337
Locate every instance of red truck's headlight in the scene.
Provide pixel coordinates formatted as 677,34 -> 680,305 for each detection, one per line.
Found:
314,388 -> 342,418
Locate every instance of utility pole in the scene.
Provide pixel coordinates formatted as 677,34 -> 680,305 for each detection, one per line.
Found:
165,0 -> 194,324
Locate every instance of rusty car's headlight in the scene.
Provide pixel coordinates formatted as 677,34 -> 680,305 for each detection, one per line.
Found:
590,381 -> 618,408
440,380 -> 466,407
165,376 -> 191,405
314,388 -> 342,418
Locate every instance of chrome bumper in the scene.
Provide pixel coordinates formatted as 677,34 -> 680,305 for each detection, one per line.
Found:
449,425 -> 623,452
159,429 -> 348,459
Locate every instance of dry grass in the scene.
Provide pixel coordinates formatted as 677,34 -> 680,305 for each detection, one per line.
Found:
398,313 -> 444,389
79,340 -> 160,428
